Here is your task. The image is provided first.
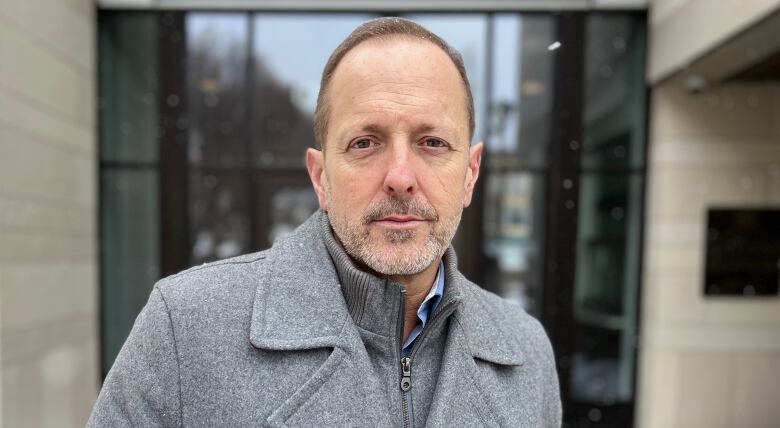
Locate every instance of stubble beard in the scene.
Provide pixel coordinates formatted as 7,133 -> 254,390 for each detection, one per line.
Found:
328,196 -> 461,276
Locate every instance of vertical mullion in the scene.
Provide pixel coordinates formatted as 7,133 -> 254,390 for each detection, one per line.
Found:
159,11 -> 190,276
97,11 -> 107,380
246,13 -> 261,250
541,11 -> 585,413
462,12 -> 492,283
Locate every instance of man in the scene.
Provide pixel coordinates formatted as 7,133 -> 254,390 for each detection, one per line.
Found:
89,17 -> 561,427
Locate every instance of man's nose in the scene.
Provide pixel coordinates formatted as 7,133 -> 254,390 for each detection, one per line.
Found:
382,144 -> 418,198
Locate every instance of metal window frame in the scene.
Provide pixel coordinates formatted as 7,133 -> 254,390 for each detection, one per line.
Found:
542,11 -> 584,418
158,12 -> 190,277
98,0 -> 646,11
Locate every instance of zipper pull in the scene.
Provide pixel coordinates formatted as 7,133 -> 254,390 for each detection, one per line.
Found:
400,357 -> 412,391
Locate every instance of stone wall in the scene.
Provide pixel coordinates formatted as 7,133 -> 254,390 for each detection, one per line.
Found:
0,0 -> 99,426
637,80 -> 780,428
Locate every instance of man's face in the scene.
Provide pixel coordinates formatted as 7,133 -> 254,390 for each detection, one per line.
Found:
307,36 -> 483,276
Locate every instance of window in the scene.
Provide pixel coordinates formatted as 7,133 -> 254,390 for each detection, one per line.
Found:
99,11 -> 647,426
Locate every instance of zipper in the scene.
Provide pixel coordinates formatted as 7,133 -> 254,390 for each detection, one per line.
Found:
396,288 -> 413,428
400,357 -> 412,391
396,286 -> 459,428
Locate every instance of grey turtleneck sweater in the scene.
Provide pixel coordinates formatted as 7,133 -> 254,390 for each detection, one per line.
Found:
320,212 -> 455,426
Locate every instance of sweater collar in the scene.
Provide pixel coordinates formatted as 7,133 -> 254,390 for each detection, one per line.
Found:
249,210 -> 524,366
320,211 -> 462,338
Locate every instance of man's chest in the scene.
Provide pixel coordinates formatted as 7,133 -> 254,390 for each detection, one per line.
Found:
174,318 -> 543,427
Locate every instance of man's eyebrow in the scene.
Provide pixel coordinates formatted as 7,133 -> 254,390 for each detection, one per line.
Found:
356,123 -> 441,135
413,124 -> 438,134
358,124 -> 384,134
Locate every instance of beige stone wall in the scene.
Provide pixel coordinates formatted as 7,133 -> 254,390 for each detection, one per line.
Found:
637,80 -> 780,428
0,0 -> 99,426
648,0 -> 780,82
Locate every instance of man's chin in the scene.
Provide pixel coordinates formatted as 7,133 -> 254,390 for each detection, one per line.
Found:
359,240 -> 437,276
369,222 -> 428,243
364,257 -> 430,277
369,228 -> 422,247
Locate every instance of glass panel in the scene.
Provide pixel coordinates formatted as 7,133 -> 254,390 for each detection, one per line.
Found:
269,186 -> 320,243
478,14 -> 555,318
572,172 -> 643,404
101,170 -> 160,377
481,171 -> 546,316
489,14 -> 555,167
253,173 -> 320,249
569,13 -> 647,408
189,171 -> 251,264
251,14 -> 377,169
99,13 -> 158,163
186,13 -> 250,167
404,14 -> 488,143
581,14 -> 647,170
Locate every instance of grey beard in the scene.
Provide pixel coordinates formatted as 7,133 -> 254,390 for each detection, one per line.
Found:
328,200 -> 460,276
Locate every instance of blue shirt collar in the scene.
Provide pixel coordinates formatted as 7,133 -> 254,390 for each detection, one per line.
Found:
402,260 -> 446,353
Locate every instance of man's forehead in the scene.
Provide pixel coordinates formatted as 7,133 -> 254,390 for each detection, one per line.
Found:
335,35 -> 459,77
338,114 -> 464,140
327,37 -> 467,112
325,40 -> 469,140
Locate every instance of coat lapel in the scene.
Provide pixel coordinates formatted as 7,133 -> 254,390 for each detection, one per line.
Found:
425,319 -> 501,427
427,269 -> 528,427
246,212 -> 532,426
247,214 -> 392,426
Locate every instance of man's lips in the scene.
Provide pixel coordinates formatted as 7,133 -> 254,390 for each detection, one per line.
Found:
372,215 -> 427,228
378,215 -> 424,222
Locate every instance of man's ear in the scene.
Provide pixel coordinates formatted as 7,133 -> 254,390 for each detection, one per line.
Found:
306,148 -> 329,211
463,142 -> 483,208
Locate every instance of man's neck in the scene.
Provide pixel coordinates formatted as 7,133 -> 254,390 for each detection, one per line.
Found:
386,261 -> 441,344
324,218 -> 442,344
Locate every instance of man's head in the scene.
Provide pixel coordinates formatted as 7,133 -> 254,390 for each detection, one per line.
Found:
306,17 -> 483,276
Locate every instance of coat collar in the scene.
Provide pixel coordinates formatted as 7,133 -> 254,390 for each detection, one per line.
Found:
249,210 -> 525,366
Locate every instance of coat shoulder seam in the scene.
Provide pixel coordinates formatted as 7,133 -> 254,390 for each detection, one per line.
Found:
155,288 -> 184,427
161,254 -> 268,283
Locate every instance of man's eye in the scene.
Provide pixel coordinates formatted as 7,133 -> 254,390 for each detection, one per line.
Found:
423,138 -> 447,148
351,138 -> 374,149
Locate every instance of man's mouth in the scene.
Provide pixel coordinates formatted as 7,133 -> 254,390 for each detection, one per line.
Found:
372,215 -> 427,228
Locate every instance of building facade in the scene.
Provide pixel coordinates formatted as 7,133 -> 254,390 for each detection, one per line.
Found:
1,0 -> 779,427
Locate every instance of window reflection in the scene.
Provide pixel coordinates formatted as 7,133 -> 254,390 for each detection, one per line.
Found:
489,14 -> 555,165
571,14 -> 647,405
100,13 -> 159,163
186,13 -> 249,167
189,172 -> 251,264
101,170 -> 159,376
483,172 -> 546,313
489,14 -> 521,152
99,12 -> 161,378
582,15 -> 646,169
251,14 -> 376,168
269,187 -> 320,243
480,15 -> 555,318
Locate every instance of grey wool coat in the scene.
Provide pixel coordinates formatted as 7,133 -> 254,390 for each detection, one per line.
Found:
89,211 -> 561,427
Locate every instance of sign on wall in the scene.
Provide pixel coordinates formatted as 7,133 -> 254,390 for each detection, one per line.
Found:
704,208 -> 780,296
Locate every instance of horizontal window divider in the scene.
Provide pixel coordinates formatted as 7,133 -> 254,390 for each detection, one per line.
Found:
100,160 -> 160,169
97,0 -> 646,13
579,166 -> 646,174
